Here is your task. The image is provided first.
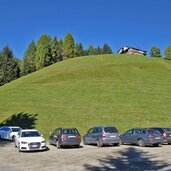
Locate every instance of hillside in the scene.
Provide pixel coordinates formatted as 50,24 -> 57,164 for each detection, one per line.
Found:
0,54 -> 171,138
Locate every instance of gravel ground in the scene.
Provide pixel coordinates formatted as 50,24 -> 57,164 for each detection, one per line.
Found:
0,139 -> 171,171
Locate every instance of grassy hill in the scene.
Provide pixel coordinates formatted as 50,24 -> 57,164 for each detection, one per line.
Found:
0,54 -> 171,138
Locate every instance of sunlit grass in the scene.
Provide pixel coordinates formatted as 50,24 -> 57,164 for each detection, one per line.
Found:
0,54 -> 171,139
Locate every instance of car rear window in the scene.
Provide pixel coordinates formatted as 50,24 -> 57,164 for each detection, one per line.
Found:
62,129 -> 78,134
164,128 -> 171,133
104,127 -> 118,133
11,128 -> 21,132
148,129 -> 160,134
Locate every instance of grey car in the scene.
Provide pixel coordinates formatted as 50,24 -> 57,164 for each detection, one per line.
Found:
83,126 -> 121,147
121,128 -> 163,147
49,128 -> 81,148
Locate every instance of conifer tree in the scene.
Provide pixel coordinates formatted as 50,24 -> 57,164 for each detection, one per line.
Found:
102,43 -> 112,54
63,33 -> 75,59
74,43 -> 84,57
20,40 -> 36,76
0,46 -> 20,86
36,34 -> 52,70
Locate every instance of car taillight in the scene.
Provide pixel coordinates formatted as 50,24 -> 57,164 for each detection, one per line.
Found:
162,133 -> 166,137
148,134 -> 155,137
77,135 -> 81,139
102,132 -> 106,138
61,135 -> 67,140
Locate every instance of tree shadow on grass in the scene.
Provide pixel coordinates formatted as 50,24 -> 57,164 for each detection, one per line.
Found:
0,112 -> 38,129
84,147 -> 171,171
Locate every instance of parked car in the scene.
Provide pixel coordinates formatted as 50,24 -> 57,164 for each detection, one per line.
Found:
121,128 -> 163,147
15,129 -> 46,152
0,126 -> 22,141
49,128 -> 81,148
150,127 -> 171,144
83,126 -> 121,147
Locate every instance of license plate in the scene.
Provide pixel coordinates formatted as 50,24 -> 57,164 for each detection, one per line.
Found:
32,145 -> 38,147
155,137 -> 161,139
110,135 -> 116,138
68,136 -> 75,138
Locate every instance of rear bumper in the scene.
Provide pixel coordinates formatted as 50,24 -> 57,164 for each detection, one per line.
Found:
145,139 -> 163,145
60,140 -> 81,146
102,138 -> 121,145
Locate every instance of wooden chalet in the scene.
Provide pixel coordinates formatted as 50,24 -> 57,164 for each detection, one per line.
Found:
117,46 -> 146,56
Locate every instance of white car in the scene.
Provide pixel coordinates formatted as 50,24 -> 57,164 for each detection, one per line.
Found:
0,126 -> 21,141
15,129 -> 46,152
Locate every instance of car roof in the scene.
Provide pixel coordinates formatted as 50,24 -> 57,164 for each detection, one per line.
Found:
0,126 -> 21,129
20,129 -> 38,132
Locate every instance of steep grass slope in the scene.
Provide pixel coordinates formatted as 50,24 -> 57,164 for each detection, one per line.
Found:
0,55 -> 171,138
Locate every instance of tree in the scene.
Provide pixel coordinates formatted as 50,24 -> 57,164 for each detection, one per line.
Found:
102,43 -> 112,54
63,33 -> 75,59
36,34 -> 52,70
95,46 -> 103,55
20,40 -> 36,76
164,46 -> 171,60
0,46 -> 20,86
87,45 -> 96,55
150,46 -> 162,57
51,36 -> 63,62
74,43 -> 84,57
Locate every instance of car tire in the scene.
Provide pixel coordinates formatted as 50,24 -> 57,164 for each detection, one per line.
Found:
97,139 -> 103,147
12,136 -> 15,142
56,141 -> 61,149
83,139 -> 87,145
138,139 -> 145,147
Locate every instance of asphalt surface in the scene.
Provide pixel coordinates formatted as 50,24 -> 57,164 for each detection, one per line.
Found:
0,139 -> 171,171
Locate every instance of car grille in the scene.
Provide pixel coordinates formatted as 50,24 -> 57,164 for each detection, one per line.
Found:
28,142 -> 41,149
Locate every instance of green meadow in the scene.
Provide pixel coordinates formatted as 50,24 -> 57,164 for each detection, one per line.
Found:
0,54 -> 171,138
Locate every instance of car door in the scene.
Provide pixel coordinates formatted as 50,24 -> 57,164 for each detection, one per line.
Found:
123,129 -> 134,144
85,128 -> 94,144
3,127 -> 11,140
51,129 -> 58,145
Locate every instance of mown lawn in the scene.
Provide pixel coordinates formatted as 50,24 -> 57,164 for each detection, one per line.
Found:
0,54 -> 171,139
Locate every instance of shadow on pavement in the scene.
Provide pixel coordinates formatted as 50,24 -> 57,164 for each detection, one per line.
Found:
84,147 -> 170,171
0,112 -> 38,129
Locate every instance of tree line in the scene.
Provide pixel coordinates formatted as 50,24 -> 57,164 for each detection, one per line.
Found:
0,32 -> 113,86
0,32 -> 171,86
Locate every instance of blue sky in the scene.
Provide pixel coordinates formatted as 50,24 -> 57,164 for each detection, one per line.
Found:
0,0 -> 171,58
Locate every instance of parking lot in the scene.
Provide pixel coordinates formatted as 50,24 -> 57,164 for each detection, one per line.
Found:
0,139 -> 171,171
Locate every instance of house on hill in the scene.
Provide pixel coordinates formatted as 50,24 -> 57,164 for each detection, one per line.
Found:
117,46 -> 146,56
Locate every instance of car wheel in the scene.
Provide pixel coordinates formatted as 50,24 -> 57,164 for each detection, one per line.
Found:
12,136 -> 15,142
97,139 -> 103,147
18,144 -> 21,152
138,139 -> 145,147
83,139 -> 87,145
56,141 -> 61,149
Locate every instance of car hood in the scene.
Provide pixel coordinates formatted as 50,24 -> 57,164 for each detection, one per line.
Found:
19,137 -> 45,143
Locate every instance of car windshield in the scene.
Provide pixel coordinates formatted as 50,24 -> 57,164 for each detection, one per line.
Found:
164,128 -> 171,133
11,128 -> 21,132
104,127 -> 118,133
148,129 -> 160,134
21,131 -> 41,137
62,129 -> 78,134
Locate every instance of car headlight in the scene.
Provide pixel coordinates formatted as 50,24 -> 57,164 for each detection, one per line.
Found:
41,140 -> 46,143
21,141 -> 27,144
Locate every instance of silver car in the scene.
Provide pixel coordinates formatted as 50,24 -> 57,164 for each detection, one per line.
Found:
0,126 -> 22,141
121,128 -> 163,147
83,126 -> 121,147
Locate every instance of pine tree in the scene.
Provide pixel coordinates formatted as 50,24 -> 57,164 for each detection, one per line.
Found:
95,46 -> 103,55
63,33 -> 75,59
87,45 -> 96,55
36,34 -> 52,70
102,43 -> 113,54
74,43 -> 84,57
20,40 -> 36,76
0,46 -> 20,86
